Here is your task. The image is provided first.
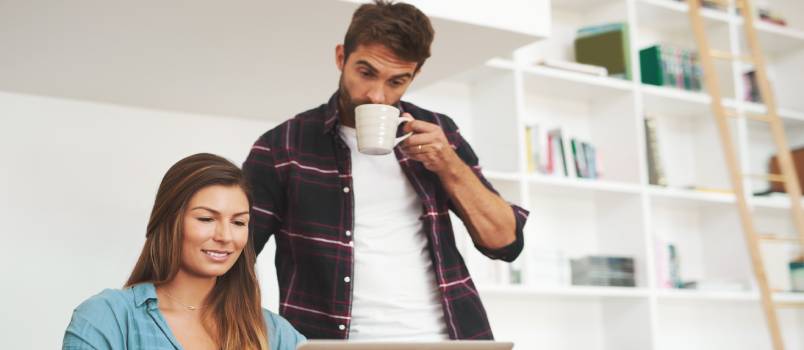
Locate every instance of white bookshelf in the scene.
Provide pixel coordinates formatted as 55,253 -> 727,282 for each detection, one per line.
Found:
407,0 -> 804,349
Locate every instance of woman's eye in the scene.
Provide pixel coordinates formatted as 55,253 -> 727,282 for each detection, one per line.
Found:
233,220 -> 247,227
197,217 -> 214,222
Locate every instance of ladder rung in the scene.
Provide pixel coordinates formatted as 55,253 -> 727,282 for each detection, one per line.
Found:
724,111 -> 774,122
745,114 -> 773,122
710,50 -> 754,63
745,173 -> 787,183
758,233 -> 801,243
775,301 -> 804,308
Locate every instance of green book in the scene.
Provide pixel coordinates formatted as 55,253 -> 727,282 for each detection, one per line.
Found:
640,45 -> 665,86
574,23 -> 632,80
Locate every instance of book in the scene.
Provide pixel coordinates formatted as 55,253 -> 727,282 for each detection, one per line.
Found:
525,126 -> 535,173
640,44 -> 703,91
667,244 -> 683,288
571,138 -> 586,178
655,238 -> 672,289
574,23 -> 632,80
534,58 -> 608,77
524,125 -> 544,173
548,128 -> 569,177
583,142 -> 598,179
743,70 -> 761,103
577,22 -> 628,38
644,117 -> 668,186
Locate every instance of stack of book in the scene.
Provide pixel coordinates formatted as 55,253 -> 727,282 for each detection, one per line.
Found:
644,117 -> 668,186
525,125 -> 600,179
759,7 -> 787,26
743,70 -> 761,103
574,23 -> 632,80
640,44 -> 703,92
570,255 -> 636,287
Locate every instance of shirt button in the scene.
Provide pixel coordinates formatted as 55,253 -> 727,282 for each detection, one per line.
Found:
345,230 -> 352,237
339,324 -> 346,331
348,241 -> 354,247
344,276 -> 351,283
343,187 -> 350,193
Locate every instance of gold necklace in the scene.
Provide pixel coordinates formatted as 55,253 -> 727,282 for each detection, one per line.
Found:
162,289 -> 202,311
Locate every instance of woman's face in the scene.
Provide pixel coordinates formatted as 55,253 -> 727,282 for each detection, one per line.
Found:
179,184 -> 250,279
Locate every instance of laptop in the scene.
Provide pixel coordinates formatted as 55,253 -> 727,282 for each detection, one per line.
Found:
297,340 -> 514,350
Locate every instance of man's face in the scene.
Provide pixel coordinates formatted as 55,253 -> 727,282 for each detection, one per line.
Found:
335,43 -> 419,124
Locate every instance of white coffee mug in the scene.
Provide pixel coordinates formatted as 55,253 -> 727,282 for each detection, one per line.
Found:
355,104 -> 413,155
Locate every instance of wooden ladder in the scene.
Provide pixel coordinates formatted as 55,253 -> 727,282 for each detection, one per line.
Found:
687,0 -> 804,349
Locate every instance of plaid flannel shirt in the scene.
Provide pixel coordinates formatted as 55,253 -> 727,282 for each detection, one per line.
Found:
243,92 -> 529,340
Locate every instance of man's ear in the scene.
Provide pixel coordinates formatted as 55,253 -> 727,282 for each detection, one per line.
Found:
335,44 -> 345,72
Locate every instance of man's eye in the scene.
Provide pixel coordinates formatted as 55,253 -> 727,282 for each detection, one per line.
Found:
360,70 -> 373,78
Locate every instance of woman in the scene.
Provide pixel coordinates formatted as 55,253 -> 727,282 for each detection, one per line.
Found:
63,153 -> 305,350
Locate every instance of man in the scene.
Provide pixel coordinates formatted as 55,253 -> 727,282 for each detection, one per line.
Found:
243,0 -> 529,341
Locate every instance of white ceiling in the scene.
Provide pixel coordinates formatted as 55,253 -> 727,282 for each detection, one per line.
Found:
0,0 -> 541,121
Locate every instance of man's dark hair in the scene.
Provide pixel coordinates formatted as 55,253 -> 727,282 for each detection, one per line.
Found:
343,0 -> 435,72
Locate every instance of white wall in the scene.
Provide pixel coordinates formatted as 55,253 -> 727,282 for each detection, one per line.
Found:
0,88 -> 520,349
0,91 -> 281,348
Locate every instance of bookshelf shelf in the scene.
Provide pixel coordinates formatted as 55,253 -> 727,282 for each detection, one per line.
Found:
647,185 -> 736,205
656,289 -> 804,304
742,101 -> 804,123
751,195 -> 804,210
751,20 -> 804,56
655,289 -> 757,303
642,84 -> 711,117
528,174 -> 643,196
521,64 -> 635,97
521,70 -> 634,104
478,284 -> 651,299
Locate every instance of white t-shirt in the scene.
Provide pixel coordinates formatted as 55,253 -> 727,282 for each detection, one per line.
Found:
339,125 -> 449,341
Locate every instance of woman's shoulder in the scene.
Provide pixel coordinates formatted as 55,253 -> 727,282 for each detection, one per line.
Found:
64,286 -> 146,348
262,308 -> 307,350
73,287 -> 139,318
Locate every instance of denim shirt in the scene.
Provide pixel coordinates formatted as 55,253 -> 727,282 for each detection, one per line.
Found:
63,282 -> 306,350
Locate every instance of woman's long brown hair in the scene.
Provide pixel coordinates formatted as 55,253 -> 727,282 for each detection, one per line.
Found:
125,153 -> 268,350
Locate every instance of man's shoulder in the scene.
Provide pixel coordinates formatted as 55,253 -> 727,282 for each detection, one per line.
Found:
400,100 -> 459,131
255,104 -> 329,145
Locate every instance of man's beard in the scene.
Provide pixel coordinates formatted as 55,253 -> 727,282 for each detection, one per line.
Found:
337,74 -> 400,126
337,75 -> 370,126
337,79 -> 359,125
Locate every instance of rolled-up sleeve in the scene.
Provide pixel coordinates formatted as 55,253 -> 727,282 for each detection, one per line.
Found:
441,114 -> 530,262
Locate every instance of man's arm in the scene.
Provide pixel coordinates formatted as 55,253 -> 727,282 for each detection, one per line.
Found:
243,132 -> 287,256
436,158 -> 516,249
401,113 -> 528,260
